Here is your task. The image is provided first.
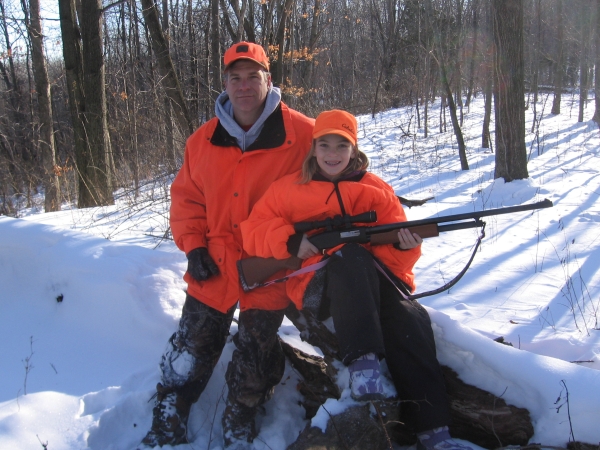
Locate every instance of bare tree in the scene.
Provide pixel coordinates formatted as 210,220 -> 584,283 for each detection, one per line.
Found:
577,0 -> 592,123
594,0 -> 600,124
492,0 -> 529,181
530,0 -> 542,133
141,0 -> 194,136
426,0 -> 469,170
270,0 -> 295,87
465,0 -> 480,108
22,0 -> 60,212
551,0 -> 564,115
481,0 -> 493,149
58,0 -> 88,207
1,0 -> 29,178
58,0 -> 114,207
80,0 -> 114,206
299,0 -> 321,91
161,0 -> 175,169
209,0 -> 221,103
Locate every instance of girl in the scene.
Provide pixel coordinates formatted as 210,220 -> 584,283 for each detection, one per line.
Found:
240,110 -> 473,450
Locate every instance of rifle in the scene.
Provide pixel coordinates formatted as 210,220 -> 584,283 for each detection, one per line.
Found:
237,198 -> 553,292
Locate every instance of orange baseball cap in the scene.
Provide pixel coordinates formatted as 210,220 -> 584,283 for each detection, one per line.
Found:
224,42 -> 270,71
312,110 -> 357,145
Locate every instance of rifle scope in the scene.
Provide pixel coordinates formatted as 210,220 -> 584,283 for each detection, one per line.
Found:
294,211 -> 377,234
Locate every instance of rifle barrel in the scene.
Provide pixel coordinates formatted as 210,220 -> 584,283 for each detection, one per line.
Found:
367,199 -> 553,236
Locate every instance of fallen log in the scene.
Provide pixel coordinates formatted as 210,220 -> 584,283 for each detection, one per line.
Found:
282,304 -> 535,449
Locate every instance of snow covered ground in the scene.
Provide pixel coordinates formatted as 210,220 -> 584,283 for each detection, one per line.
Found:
1,93 -> 599,449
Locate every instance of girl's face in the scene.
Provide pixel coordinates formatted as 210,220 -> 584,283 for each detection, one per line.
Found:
313,134 -> 355,180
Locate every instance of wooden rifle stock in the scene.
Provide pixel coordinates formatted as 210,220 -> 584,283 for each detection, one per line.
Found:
237,199 -> 553,291
237,255 -> 302,292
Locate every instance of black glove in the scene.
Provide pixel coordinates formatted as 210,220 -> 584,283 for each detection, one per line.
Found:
286,232 -> 304,257
186,247 -> 219,282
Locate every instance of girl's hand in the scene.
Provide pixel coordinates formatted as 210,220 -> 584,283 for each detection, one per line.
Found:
297,234 -> 320,259
396,228 -> 423,250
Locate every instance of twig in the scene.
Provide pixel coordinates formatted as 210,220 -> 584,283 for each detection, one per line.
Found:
491,387 -> 509,448
371,401 -> 394,450
36,435 -> 48,449
554,380 -> 575,442
22,336 -> 35,395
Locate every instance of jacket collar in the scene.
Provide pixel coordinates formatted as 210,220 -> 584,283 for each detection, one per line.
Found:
211,103 -> 286,151
312,170 -> 367,216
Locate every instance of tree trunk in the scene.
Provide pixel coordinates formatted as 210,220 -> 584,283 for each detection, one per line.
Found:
244,0 -> 256,43
161,0 -> 176,171
187,1 -> 198,126
382,0 -> 399,98
237,0 -> 248,41
210,0 -> 221,104
594,0 -> 600,124
482,76 -> 493,149
1,0 -> 29,167
422,8 -> 432,139
80,0 -> 114,207
271,0 -> 294,87
58,0 -> 89,206
481,0 -> 493,149
441,62 -> 469,170
551,0 -> 564,115
24,0 -> 60,212
578,0 -> 591,123
302,0 -> 321,90
465,0 -> 479,108
426,0 -> 468,170
126,1 -> 140,195
530,0 -> 541,133
492,0 -> 529,181
0,0 -> 21,109
454,0 -> 464,127
140,0 -> 194,136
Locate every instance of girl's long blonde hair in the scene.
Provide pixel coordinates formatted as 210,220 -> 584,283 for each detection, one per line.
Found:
299,138 -> 369,184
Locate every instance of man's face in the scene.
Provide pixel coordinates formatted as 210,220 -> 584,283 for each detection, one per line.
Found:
224,60 -> 271,120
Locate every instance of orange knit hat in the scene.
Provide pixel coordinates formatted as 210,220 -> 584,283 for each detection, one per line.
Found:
224,42 -> 270,71
312,110 -> 357,145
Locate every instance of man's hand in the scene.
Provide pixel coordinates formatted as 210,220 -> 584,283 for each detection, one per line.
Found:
186,247 -> 219,281
396,228 -> 423,250
297,234 -> 320,259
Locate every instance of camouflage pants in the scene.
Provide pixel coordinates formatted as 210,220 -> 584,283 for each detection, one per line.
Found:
159,294 -> 285,409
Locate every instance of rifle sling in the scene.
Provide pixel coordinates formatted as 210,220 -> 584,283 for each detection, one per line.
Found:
407,223 -> 486,300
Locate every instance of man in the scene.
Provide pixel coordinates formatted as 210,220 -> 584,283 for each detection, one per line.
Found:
140,42 -> 314,448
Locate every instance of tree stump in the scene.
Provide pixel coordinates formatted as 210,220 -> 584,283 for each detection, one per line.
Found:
282,304 -> 535,449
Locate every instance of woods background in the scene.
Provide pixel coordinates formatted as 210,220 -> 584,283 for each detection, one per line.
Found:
1,0 -> 599,215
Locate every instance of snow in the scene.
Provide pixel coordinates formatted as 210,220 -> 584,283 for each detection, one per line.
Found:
1,93 -> 599,449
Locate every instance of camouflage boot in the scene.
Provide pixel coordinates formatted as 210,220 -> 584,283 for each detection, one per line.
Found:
221,396 -> 257,449
140,383 -> 191,447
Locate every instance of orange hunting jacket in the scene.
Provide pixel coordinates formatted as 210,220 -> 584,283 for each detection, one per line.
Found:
170,103 -> 314,313
240,170 -> 421,310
